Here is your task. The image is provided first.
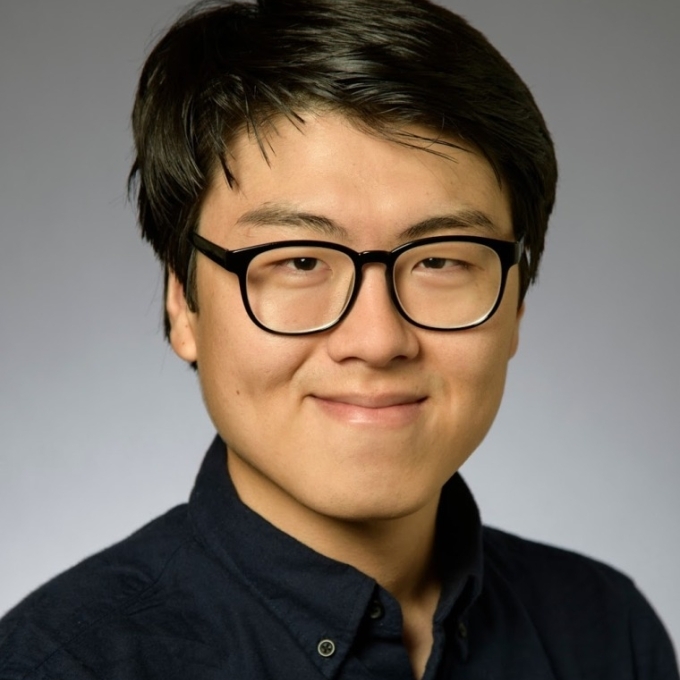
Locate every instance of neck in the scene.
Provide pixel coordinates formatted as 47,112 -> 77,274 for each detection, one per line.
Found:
228,450 -> 443,679
308,499 -> 441,600
227,450 -> 442,603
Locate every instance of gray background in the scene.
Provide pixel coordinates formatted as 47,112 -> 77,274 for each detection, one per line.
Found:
1,0 -> 678,649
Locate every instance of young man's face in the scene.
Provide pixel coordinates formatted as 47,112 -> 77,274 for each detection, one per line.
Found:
167,112 -> 523,525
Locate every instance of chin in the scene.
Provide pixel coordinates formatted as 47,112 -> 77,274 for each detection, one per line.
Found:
297,477 -> 440,524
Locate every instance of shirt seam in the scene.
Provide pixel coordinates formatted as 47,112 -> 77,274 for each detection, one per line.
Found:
18,536 -> 193,680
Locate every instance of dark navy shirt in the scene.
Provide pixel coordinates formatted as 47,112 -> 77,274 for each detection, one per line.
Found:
1,436 -> 677,679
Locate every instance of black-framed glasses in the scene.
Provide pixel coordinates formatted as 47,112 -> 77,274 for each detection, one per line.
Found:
189,232 -> 524,335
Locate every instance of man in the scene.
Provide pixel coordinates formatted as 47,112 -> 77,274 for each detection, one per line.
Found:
0,0 -> 677,678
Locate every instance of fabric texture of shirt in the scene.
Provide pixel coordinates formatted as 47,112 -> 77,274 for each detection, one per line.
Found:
1,436 -> 677,679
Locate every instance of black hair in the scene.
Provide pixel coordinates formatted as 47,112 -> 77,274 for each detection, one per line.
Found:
128,0 -> 557,338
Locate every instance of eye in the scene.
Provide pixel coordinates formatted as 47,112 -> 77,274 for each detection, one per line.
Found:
267,254 -> 333,279
283,257 -> 320,271
417,257 -> 470,270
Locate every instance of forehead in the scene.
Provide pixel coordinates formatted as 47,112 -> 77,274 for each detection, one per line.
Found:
201,112 -> 512,245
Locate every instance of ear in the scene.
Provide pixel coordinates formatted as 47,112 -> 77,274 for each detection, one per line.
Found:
166,270 -> 198,363
508,301 -> 525,359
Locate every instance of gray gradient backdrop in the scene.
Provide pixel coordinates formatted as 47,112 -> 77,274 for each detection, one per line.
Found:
1,0 -> 678,649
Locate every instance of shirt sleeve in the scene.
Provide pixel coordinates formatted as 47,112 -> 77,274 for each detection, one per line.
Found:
628,584 -> 679,680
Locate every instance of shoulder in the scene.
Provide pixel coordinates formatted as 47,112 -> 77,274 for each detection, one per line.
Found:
482,524 -> 634,594
480,526 -> 679,678
480,525 -> 639,626
0,505 -> 200,679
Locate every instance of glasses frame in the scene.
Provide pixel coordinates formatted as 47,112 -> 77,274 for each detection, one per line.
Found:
189,231 -> 524,335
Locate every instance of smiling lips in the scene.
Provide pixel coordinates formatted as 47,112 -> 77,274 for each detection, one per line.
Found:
311,393 -> 427,426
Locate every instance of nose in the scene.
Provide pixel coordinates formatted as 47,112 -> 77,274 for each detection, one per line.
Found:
325,263 -> 420,366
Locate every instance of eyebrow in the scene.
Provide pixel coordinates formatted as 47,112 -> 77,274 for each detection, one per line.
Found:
235,203 -> 499,240
235,204 -> 349,238
399,210 -> 499,239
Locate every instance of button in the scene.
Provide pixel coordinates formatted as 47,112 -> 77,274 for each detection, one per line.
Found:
368,600 -> 384,620
317,639 -> 336,658
457,622 -> 468,639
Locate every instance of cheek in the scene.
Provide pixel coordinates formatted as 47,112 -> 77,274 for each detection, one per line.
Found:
436,332 -> 510,406
194,294 -> 314,438
431,298 -> 520,435
470,308 -> 520,399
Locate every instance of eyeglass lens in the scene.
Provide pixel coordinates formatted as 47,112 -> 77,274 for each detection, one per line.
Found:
246,242 -> 503,333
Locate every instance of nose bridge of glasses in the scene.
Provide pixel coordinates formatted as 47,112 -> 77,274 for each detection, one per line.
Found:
345,249 -> 402,320
356,249 -> 393,267
352,249 -> 397,288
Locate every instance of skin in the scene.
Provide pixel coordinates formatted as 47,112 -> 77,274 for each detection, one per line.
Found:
167,112 -> 523,677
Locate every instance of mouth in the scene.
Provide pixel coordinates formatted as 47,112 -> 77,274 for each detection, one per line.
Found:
309,393 -> 427,426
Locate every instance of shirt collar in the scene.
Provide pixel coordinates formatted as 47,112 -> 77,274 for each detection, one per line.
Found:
434,471 -> 484,623
188,435 -> 483,675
